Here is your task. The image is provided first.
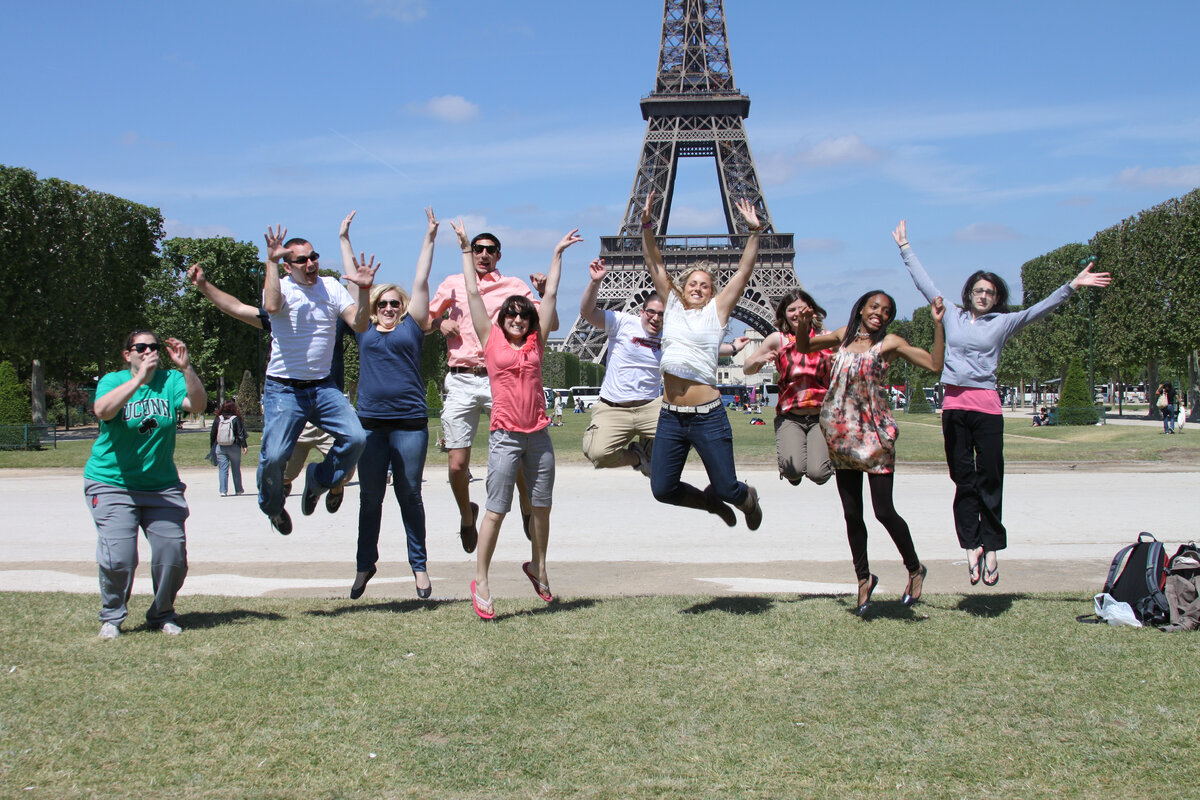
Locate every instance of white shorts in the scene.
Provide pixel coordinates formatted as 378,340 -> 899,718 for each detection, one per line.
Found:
440,372 -> 493,450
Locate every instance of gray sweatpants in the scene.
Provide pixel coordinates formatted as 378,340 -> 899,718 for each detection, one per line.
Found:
85,480 -> 189,628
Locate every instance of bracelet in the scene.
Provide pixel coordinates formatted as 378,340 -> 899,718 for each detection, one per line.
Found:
642,222 -> 653,230
747,225 -> 763,233
461,248 -> 472,254
898,241 -> 909,248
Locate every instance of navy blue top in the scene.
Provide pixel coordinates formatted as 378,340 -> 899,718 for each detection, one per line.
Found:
355,316 -> 427,421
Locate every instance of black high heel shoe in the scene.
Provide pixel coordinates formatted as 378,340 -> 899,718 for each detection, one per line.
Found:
902,564 -> 927,607
414,571 -> 432,599
855,574 -> 878,616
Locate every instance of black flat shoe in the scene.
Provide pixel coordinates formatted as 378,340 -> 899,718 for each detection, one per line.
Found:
414,572 -> 432,599
855,574 -> 878,616
350,568 -> 377,599
902,564 -> 927,607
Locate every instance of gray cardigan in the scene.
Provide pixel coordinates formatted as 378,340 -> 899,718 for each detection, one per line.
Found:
900,244 -> 1074,390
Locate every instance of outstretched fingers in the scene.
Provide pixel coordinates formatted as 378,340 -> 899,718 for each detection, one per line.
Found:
892,220 -> 908,246
641,190 -> 656,225
734,197 -> 760,228
588,258 -> 607,280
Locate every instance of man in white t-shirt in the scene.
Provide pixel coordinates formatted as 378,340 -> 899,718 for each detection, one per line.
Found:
579,258 -> 750,477
258,226 -> 376,535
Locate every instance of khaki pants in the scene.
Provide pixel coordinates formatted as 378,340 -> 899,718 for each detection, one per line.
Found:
582,398 -> 661,468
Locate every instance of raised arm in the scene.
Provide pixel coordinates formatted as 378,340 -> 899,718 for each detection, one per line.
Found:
640,190 -> 674,303
163,337 -> 208,414
792,306 -> 844,353
452,218 -> 492,347
715,198 -> 763,324
885,297 -> 946,372
538,228 -> 584,342
188,265 -> 264,329
341,253 -> 379,333
408,207 -> 437,329
578,258 -> 609,330
742,332 -> 783,375
893,220 -> 941,304
262,225 -> 287,314
338,210 -> 360,306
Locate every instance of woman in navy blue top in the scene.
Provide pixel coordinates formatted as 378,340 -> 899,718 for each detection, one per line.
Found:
342,208 -> 435,599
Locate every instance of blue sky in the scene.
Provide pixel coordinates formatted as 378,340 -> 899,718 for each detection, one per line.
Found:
5,1 -> 1199,332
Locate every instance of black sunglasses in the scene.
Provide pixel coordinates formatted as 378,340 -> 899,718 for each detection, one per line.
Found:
131,342 -> 161,353
472,244 -> 499,255
286,252 -> 319,264
377,299 -> 402,309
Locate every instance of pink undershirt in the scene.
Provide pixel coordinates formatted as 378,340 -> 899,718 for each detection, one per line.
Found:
941,385 -> 1002,415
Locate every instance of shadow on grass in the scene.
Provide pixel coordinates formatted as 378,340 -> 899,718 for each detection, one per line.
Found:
849,598 -> 932,622
497,597 -> 601,621
680,596 -> 775,616
304,599 -> 452,617
953,593 -> 1024,617
173,608 -> 286,630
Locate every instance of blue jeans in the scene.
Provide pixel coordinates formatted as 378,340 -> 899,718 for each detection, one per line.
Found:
651,405 -> 748,510
216,445 -> 243,494
257,377 -> 366,517
1164,403 -> 1176,433
356,424 -> 429,572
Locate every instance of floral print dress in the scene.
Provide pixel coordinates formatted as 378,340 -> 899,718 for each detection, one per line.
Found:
819,341 -> 898,474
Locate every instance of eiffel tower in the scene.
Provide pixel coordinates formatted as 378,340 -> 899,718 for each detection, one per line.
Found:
562,0 -> 799,361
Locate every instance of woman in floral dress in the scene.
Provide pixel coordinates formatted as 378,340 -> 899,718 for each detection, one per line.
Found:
795,290 -> 945,616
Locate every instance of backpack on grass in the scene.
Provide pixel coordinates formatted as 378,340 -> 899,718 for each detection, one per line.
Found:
1102,532 -> 1170,626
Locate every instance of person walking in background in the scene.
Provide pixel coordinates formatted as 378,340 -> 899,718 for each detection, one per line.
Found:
86,330 -> 206,639
453,219 -> 581,620
894,220 -> 1110,587
743,288 -> 834,489
339,209 -> 435,600
1156,382 -> 1177,434
210,399 -> 248,496
640,190 -> 764,529
793,291 -> 945,615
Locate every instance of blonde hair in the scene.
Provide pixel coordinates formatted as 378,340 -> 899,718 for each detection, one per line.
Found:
369,283 -> 410,324
672,264 -> 718,305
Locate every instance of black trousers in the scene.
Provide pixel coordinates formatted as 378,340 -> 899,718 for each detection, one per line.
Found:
941,409 -> 1006,551
834,469 -> 920,581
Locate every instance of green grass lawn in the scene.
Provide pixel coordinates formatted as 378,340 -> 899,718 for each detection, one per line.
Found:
1,590 -> 1194,799
4,410 -> 1196,470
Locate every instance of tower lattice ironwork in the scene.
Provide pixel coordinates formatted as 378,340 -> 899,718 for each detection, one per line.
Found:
561,0 -> 800,362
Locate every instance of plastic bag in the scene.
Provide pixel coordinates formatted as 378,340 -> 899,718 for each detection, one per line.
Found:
1094,593 -> 1142,627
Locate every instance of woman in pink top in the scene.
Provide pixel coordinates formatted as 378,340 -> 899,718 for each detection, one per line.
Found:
744,288 -> 835,488
453,219 -> 583,620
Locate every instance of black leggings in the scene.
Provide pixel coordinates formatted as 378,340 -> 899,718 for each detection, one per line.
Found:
834,469 -> 920,581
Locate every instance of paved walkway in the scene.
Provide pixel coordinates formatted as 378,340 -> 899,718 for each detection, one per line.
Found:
3,455 -> 1197,604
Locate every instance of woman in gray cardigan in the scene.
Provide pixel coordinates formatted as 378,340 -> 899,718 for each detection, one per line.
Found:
892,220 -> 1110,586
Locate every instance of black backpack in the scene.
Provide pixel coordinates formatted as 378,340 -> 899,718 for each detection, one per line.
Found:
1103,532 -> 1170,626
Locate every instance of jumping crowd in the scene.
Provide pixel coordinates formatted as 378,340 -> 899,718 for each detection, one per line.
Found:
83,205 -> 1111,636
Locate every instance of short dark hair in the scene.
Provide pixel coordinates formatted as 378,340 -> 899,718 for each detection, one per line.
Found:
283,238 -> 311,249
961,271 -> 1010,313
840,290 -> 896,349
123,329 -> 160,351
498,295 -> 537,338
643,292 -> 663,308
471,232 -> 501,251
774,288 -> 826,333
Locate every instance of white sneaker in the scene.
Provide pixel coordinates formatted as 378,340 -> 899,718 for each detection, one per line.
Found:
160,622 -> 183,635
99,622 -> 120,640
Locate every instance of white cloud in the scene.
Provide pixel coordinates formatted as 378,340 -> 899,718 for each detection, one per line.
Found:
163,219 -> 236,239
800,135 -> 880,167
362,0 -> 428,22
953,223 -> 1021,243
793,238 -> 845,254
1060,195 -> 1094,207
405,95 -> 480,123
1113,165 -> 1200,189
666,205 -> 725,229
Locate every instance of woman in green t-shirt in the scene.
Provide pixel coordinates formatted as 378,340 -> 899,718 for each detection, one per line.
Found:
84,330 -> 206,640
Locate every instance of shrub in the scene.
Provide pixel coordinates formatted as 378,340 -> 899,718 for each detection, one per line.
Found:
1056,357 -> 1098,425
0,362 -> 27,425
906,373 -> 933,414
237,370 -> 260,414
426,378 -> 443,414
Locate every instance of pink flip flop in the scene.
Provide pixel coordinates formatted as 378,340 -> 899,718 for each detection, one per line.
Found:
522,561 -> 553,602
470,580 -> 495,620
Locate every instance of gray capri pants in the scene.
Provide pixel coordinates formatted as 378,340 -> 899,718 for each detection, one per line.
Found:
85,479 -> 189,628
486,428 -> 555,513
774,413 -> 833,485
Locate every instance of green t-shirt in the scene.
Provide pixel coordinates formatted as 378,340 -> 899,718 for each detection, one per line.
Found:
83,369 -> 188,491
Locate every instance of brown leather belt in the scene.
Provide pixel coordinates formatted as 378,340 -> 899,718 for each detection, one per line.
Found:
600,398 -> 655,408
448,366 -> 488,377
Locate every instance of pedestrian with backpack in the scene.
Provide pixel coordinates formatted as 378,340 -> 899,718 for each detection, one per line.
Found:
210,400 -> 248,496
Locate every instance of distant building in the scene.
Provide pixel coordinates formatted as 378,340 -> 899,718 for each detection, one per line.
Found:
717,328 -> 767,386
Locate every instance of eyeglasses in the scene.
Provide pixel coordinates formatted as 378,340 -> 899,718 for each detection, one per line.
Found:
130,342 -> 160,353
643,309 -> 664,318
286,252 -> 320,264
972,288 -> 997,297
377,299 -> 402,309
472,244 -> 499,255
